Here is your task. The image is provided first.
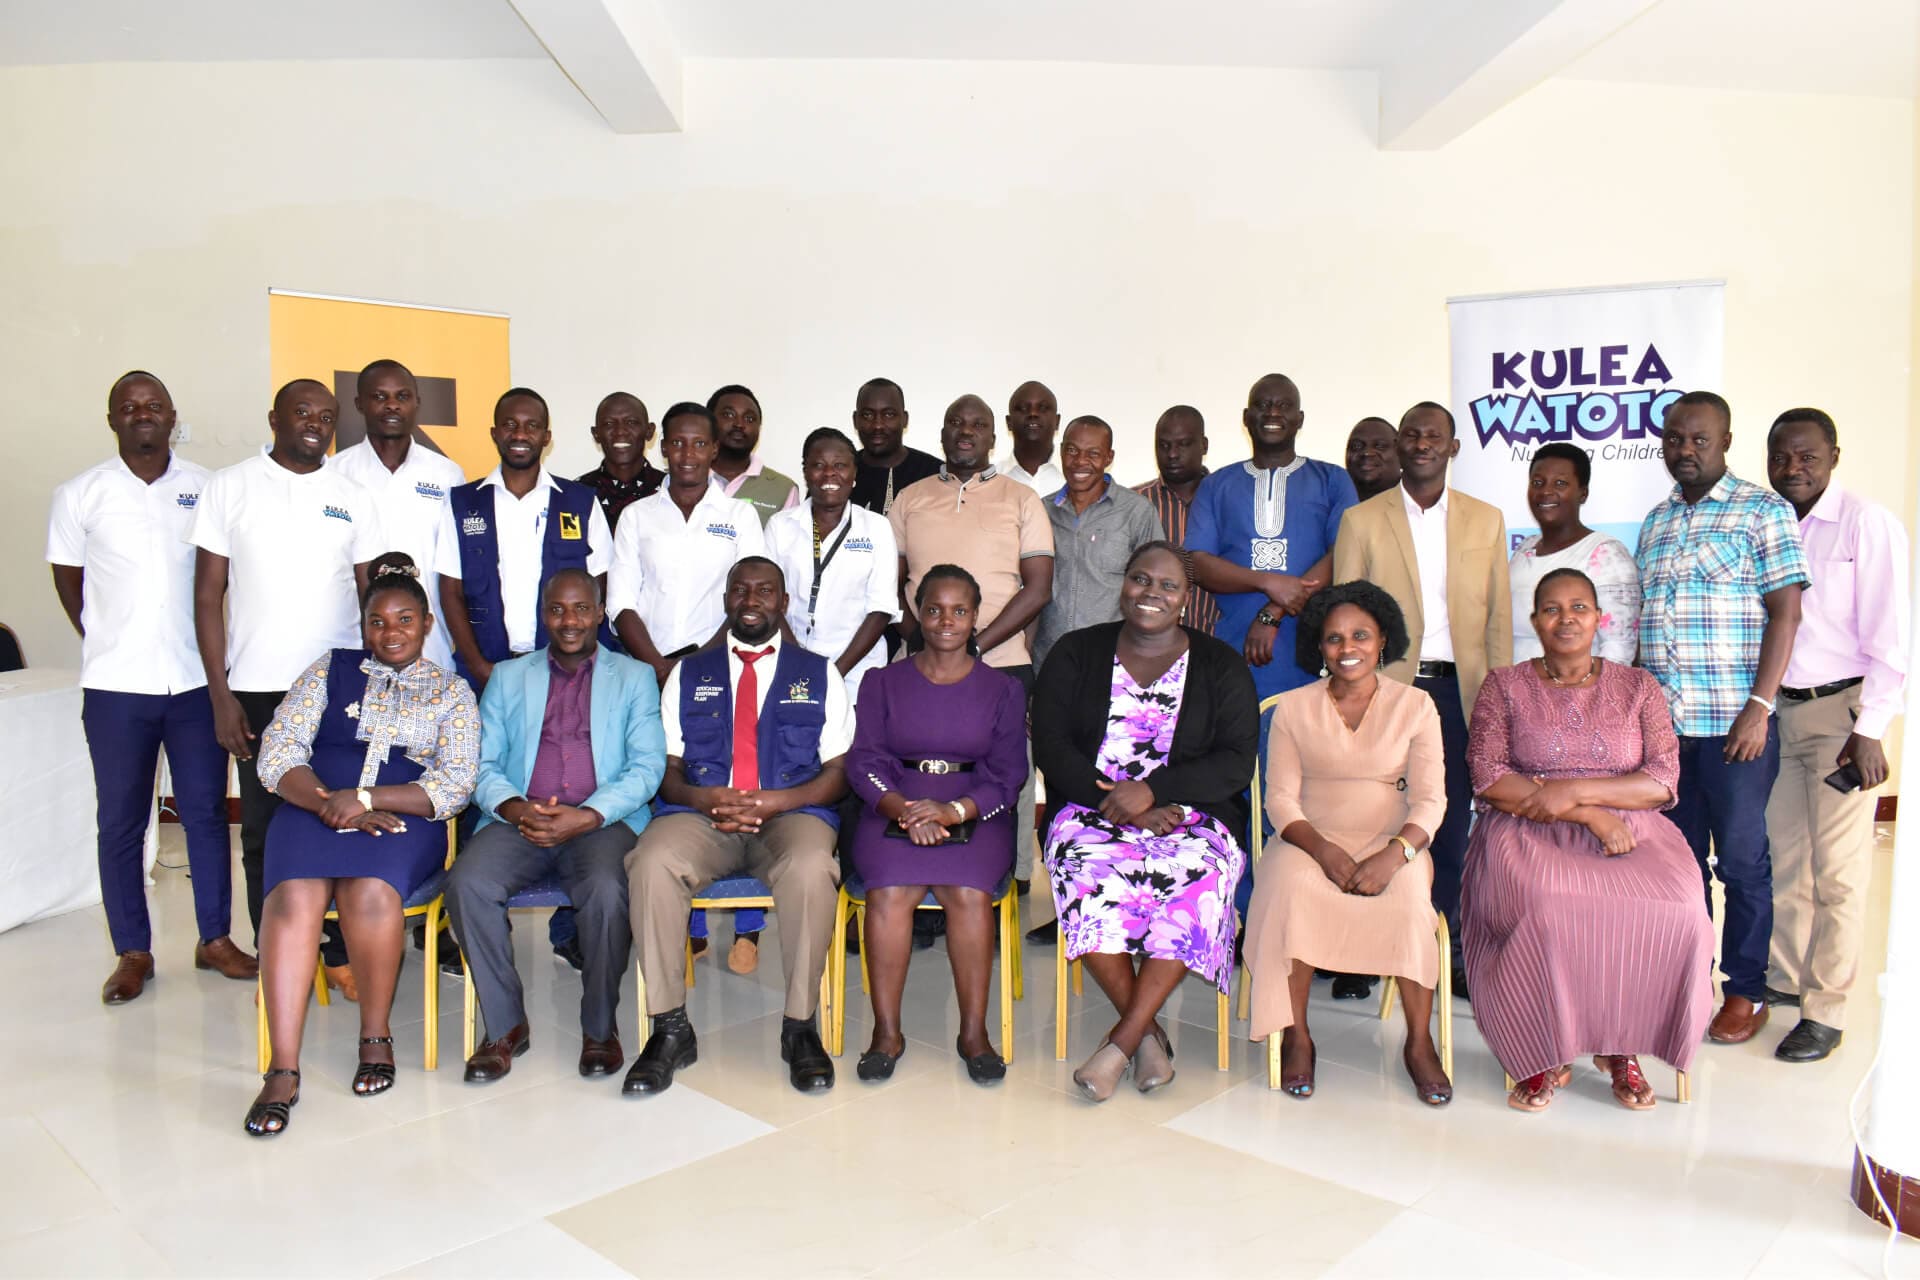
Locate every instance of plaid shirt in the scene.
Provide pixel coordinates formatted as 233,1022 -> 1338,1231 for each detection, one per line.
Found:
1636,472 -> 1809,738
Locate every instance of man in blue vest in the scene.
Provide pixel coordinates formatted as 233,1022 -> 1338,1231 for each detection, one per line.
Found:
622,557 -> 853,1095
435,386 -> 613,692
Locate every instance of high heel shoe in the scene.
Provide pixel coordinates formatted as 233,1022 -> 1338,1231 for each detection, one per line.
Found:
354,1035 -> 396,1097
244,1068 -> 301,1137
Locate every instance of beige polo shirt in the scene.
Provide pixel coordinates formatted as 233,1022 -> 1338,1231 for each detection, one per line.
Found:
889,466 -> 1053,669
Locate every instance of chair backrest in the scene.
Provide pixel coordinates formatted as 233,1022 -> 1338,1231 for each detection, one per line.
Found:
0,624 -> 22,673
1248,693 -> 1285,866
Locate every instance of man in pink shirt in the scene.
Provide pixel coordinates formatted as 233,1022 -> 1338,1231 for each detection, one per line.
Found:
1764,408 -> 1910,1062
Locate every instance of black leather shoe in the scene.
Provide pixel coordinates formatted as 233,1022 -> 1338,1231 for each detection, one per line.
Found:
1764,986 -> 1802,1008
856,1046 -> 903,1082
464,1023 -> 531,1083
780,1024 -> 835,1092
958,1037 -> 1006,1085
579,1035 -> 624,1077
623,1022 -> 697,1096
1331,973 -> 1376,1000
1025,919 -> 1058,945
1775,1018 -> 1843,1062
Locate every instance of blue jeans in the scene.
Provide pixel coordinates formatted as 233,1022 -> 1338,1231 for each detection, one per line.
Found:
1671,724 -> 1780,1002
81,688 -> 233,953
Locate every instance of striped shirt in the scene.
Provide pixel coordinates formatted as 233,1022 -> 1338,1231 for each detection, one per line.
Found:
1635,472 -> 1810,738
1133,475 -> 1221,636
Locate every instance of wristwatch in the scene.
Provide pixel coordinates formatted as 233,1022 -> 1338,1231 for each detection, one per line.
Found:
1389,835 -> 1416,862
356,788 -> 374,812
1255,609 -> 1281,628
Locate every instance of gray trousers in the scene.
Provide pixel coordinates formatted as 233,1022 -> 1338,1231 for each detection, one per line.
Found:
446,819 -> 636,1043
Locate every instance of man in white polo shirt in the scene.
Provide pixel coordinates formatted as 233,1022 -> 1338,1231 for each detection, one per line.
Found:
328,359 -> 466,671
436,387 -> 613,691
191,378 -> 384,989
48,371 -> 256,1004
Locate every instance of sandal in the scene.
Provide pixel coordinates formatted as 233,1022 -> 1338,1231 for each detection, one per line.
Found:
1404,1041 -> 1453,1107
1506,1064 -> 1572,1113
244,1068 -> 301,1137
1595,1054 -> 1656,1111
1281,1033 -> 1316,1099
353,1036 -> 396,1097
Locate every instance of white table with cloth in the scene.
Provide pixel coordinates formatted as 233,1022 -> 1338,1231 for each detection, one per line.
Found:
0,668 -> 158,934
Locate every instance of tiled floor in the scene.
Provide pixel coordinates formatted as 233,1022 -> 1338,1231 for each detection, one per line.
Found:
0,827 -> 1909,1278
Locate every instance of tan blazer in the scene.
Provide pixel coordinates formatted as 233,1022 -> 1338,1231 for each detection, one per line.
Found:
1331,486 -> 1511,716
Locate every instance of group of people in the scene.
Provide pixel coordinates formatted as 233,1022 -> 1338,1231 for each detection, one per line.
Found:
45,358 -> 1907,1135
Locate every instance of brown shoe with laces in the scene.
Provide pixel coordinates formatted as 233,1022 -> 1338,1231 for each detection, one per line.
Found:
193,936 -> 259,981
102,951 -> 155,1004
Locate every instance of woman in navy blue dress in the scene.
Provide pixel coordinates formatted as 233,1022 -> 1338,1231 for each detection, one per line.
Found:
244,554 -> 478,1137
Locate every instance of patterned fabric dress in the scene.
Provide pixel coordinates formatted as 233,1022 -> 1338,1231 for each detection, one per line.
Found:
1043,652 -> 1245,991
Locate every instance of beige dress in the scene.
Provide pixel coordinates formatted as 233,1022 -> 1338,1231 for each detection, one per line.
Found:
1244,676 -> 1447,1041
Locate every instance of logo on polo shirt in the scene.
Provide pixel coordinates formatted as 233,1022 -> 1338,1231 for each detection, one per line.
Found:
414,481 -> 445,501
322,505 -> 354,523
705,523 -> 739,541
558,511 -> 583,540
176,492 -> 199,509
462,514 -> 488,537
845,537 -> 873,552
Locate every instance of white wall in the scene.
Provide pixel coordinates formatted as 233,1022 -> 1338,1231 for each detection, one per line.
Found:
2,57 -> 1912,681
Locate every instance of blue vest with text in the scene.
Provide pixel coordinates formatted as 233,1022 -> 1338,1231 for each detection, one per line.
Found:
656,642 -> 839,828
447,478 -> 615,680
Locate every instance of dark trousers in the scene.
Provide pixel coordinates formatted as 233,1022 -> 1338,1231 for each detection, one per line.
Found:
81,688 -> 233,954
234,690 -> 347,965
446,819 -> 636,1042
1672,725 -> 1780,1002
1414,674 -> 1472,933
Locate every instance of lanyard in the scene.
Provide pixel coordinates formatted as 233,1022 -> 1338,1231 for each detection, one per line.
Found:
807,514 -> 852,633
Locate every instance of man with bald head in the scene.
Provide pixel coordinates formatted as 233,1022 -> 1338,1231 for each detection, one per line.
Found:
578,391 -> 665,526
1344,416 -> 1401,502
891,394 -> 1053,883
49,372 -> 252,1003
998,380 -> 1067,495
1134,405 -> 1220,635
1034,414 -> 1164,668
190,378 -> 384,981
1187,373 -> 1358,701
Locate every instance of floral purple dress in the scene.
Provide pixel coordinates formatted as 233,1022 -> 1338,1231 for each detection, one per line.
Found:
1043,653 -> 1245,991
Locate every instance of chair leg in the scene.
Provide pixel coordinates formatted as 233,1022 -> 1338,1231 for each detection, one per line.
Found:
636,959 -> 649,1046
314,958 -> 330,1007
1676,1069 -> 1691,1104
1054,941 -> 1069,1062
1266,1031 -> 1282,1090
1009,893 -> 1024,1001
1379,974 -> 1397,1020
818,952 -> 833,1052
462,949 -> 476,1062
856,905 -> 871,996
999,893 -> 1015,1065
255,977 -> 270,1073
685,936 -> 695,989
1435,915 -> 1453,1080
423,902 -> 440,1071
1215,988 -> 1229,1072
1236,968 -> 1251,1022
829,889 -> 848,1058
1072,957 -> 1083,996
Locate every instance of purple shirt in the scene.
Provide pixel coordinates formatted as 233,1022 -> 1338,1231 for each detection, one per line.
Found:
1781,485 -> 1910,739
526,651 -> 598,807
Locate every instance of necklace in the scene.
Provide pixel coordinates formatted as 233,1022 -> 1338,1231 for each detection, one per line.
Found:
1536,656 -> 1598,687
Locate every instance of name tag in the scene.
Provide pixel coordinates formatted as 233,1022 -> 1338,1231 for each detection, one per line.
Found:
559,511 -> 583,540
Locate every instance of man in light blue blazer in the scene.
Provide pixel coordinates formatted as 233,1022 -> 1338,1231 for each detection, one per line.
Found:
447,569 -> 666,1084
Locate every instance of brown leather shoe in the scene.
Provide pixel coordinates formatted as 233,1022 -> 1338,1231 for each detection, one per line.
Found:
323,963 -> 359,1002
1708,994 -> 1769,1044
102,951 -> 155,1005
579,1034 -> 624,1077
193,936 -> 259,981
465,1023 -> 531,1083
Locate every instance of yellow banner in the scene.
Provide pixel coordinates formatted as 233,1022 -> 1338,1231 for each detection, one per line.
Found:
267,291 -> 510,480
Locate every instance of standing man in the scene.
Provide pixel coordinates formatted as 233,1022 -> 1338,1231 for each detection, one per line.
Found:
1762,408 -> 1905,1061
998,380 -> 1067,494
578,391 -> 664,526
1133,404 -> 1220,636
1188,374 -> 1357,701
709,384 -> 800,525
849,377 -> 941,515
190,379 -> 384,990
1333,400 -> 1510,987
1637,390 -> 1809,1045
1344,416 -> 1401,502
330,359 -> 467,671
436,387 -> 613,691
891,394 -> 1054,891
623,558 -> 851,1096
448,570 -> 665,1083
48,371 -> 254,1003
1033,415 -> 1165,668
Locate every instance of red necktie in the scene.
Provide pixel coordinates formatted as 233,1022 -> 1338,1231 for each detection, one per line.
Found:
731,647 -> 772,790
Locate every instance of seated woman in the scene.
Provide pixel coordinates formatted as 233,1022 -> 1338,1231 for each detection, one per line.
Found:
1034,542 -> 1257,1103
1463,567 -> 1712,1113
1245,581 -> 1451,1105
244,554 -> 478,1137
846,564 -> 1027,1085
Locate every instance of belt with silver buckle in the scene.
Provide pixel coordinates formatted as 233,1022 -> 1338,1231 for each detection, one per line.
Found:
1416,660 -> 1456,679
1779,676 -> 1863,702
904,757 -> 974,774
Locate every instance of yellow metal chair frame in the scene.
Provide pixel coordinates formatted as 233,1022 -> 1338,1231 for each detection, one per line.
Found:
634,885 -> 835,1047
257,824 -> 454,1073
828,881 -> 1022,1060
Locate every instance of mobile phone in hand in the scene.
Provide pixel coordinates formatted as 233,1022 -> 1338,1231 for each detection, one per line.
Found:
1823,762 -> 1866,794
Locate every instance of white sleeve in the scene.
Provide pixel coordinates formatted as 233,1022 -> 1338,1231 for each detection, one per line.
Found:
817,663 -> 855,761
607,514 -> 643,618
659,662 -> 685,758
585,501 -> 614,577
350,491 -> 385,564
187,472 -> 231,557
433,501 -> 464,580
45,479 -> 86,566
863,517 -> 902,622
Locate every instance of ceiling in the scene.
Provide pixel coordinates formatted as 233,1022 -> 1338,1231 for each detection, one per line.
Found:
0,0 -> 1911,99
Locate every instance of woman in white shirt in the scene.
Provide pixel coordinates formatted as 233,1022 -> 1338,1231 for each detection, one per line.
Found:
766,429 -> 901,702
1508,443 -> 1640,665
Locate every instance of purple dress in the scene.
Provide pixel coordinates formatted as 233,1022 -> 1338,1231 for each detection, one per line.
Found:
1461,661 -> 1714,1077
1044,653 -> 1245,991
846,659 -> 1029,893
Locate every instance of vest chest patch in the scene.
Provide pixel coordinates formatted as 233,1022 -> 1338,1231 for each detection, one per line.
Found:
780,678 -> 815,705
559,511 -> 583,540
692,683 -> 727,702
462,514 -> 488,537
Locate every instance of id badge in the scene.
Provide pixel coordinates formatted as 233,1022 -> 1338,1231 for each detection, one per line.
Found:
1250,537 -> 1289,571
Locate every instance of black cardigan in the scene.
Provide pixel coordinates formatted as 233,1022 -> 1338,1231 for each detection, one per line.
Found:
1032,623 -> 1260,836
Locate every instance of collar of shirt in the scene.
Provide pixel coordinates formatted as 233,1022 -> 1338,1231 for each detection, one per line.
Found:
1802,484 -> 1844,527
997,454 -> 1065,488
938,464 -> 998,485
254,444 -> 331,482
1665,471 -> 1740,508
1049,477 -> 1113,509
480,465 -> 558,497
729,629 -> 783,662
546,648 -> 597,682
1401,482 -> 1449,521
720,456 -> 770,495
336,438 -> 428,478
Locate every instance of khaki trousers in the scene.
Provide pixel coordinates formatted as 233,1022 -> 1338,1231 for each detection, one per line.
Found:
1765,686 -> 1878,1029
626,811 -> 840,1020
